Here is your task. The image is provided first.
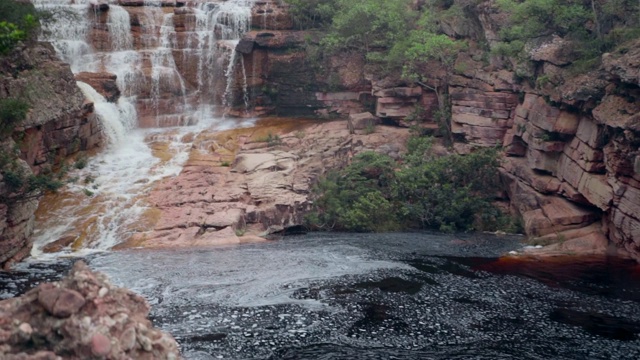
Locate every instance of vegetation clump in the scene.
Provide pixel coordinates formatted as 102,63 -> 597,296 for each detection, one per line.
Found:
494,0 -> 640,72
0,0 -> 38,55
0,151 -> 63,201
306,136 -> 517,233
0,98 -> 29,139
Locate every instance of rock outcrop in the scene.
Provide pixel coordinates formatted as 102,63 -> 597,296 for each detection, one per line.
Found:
0,261 -> 181,359
119,119 -> 410,248
0,42 -> 103,269
232,1 -> 640,259
4,0 -> 638,262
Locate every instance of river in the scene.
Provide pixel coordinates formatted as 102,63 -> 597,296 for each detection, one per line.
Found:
2,232 -> 640,359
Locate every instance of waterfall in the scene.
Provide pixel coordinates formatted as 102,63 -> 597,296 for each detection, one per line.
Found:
33,0 -> 255,126
34,0 -> 98,73
223,43 -> 239,109
107,5 -> 133,51
76,81 -> 136,145
28,0 -> 258,254
187,1 -> 254,117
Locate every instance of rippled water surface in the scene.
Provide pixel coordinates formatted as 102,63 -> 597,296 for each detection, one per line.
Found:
2,232 -> 640,359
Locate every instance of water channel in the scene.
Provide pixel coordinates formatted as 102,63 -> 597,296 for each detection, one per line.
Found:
2,232 -> 640,359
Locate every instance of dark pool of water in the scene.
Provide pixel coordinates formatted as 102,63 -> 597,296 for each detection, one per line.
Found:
2,232 -> 640,359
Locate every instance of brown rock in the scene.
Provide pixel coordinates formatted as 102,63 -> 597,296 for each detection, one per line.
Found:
526,95 -> 580,135
523,223 -> 614,257
38,287 -> 85,318
75,72 -> 121,103
349,112 -> 381,130
0,261 -> 180,359
251,0 -> 294,30
52,289 -> 85,318
91,333 -> 112,357
602,39 -> 640,85
528,35 -> 576,66
42,236 -> 77,253
592,94 -> 640,130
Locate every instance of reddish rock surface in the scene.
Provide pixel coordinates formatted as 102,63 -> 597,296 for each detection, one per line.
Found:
75,72 -> 121,103
119,119 -> 410,248
0,261 -> 181,359
3,0 -> 639,264
0,43 -> 103,269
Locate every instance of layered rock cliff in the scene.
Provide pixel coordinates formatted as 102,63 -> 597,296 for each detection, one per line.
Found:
0,40 -> 103,269
1,0 -> 637,262
233,1 -> 639,259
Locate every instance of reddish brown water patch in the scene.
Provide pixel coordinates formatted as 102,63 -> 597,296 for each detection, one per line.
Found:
454,255 -> 640,302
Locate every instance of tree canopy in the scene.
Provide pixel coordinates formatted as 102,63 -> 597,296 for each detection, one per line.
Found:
0,0 -> 38,55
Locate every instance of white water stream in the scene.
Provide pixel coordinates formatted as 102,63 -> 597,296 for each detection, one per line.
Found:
30,0 -> 257,256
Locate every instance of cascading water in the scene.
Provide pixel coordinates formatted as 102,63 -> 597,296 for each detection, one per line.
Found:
33,0 -> 98,73
33,0 -> 255,127
186,0 -> 254,117
76,82 -> 136,145
107,4 -> 134,51
30,0 -> 257,255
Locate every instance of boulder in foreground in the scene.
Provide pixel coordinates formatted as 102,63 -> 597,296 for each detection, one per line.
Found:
0,261 -> 181,359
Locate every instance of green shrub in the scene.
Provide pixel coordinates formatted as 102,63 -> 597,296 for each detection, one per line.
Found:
3,169 -> 24,191
495,0 -> 640,73
308,151 -> 399,232
0,0 -> 38,55
1,164 -> 62,198
27,172 -> 63,193
258,133 -> 282,147
0,98 -> 30,138
308,136 -> 510,233
74,156 -> 88,170
393,137 -> 502,231
285,0 -> 338,29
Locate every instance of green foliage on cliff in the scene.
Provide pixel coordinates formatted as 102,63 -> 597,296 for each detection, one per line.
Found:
320,0 -> 414,55
495,0 -> 640,61
0,148 -> 63,201
286,0 -> 417,66
0,0 -> 38,55
0,98 -> 29,139
286,0 -> 338,29
307,136 -> 511,233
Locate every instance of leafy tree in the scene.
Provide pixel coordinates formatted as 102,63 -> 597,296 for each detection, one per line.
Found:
285,0 -> 338,29
310,151 -> 400,232
321,0 -> 414,55
393,137 -> 502,231
0,0 -> 38,55
495,0 -> 640,63
402,11 -> 466,144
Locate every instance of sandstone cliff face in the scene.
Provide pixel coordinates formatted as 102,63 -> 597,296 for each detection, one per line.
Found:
0,43 -> 103,269
4,1 -> 636,260
233,1 -> 640,259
